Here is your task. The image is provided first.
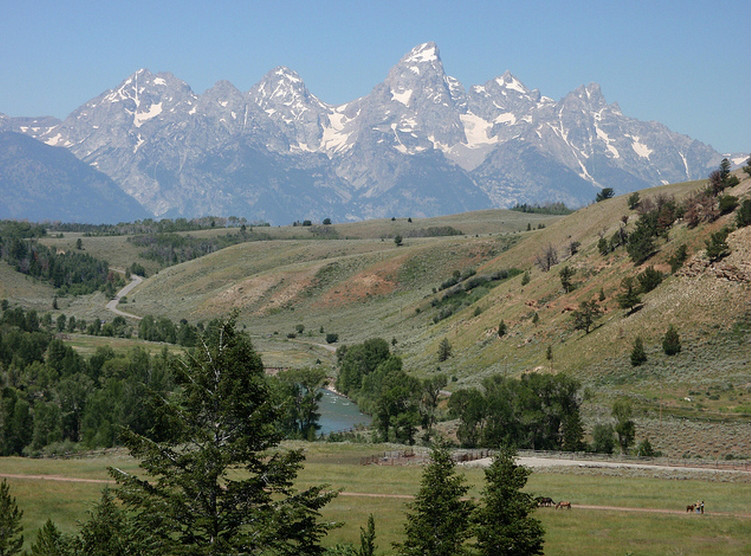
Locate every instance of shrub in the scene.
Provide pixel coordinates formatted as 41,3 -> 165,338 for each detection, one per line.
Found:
736,199 -> 751,228
630,336 -> 647,366
325,333 -> 339,344
636,438 -> 658,457
668,244 -> 688,273
596,187 -> 615,202
498,320 -> 507,337
718,195 -> 739,215
637,266 -> 662,293
662,325 -> 681,355
705,227 -> 730,262
627,192 -> 640,210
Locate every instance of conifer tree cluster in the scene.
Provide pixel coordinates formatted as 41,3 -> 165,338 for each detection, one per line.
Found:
397,444 -> 544,556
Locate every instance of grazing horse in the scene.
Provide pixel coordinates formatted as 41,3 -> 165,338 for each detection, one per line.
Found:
686,504 -> 696,513
535,496 -> 555,507
556,501 -> 571,510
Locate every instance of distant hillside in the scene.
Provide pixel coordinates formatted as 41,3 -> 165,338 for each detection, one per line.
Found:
0,131 -> 150,223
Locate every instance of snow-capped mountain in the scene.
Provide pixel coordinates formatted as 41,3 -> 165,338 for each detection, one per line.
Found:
3,42 -> 729,224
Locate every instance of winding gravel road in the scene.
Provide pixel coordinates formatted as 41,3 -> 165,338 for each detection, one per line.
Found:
105,273 -> 143,320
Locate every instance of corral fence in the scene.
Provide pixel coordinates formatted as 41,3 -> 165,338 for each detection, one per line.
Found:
360,448 -> 492,466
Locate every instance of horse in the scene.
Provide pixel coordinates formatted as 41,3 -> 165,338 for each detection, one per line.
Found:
555,501 -> 571,510
686,504 -> 695,513
535,496 -> 555,507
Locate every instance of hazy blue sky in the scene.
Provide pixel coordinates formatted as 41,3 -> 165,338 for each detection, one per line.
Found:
1,0 -> 748,154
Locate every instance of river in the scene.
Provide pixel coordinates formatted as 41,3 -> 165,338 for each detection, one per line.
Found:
317,389 -> 371,435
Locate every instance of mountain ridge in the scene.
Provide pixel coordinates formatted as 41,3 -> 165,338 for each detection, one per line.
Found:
2,42 -> 735,224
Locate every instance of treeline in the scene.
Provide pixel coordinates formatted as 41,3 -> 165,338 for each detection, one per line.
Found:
138,314 -> 198,346
511,202 -> 573,215
335,338 -> 446,445
0,221 -> 121,295
127,229 -> 269,267
429,268 -> 522,323
0,305 -> 176,455
0,306 -> 332,456
49,216 -> 270,236
402,226 -> 463,238
448,373 -> 584,451
333,338 -> 586,451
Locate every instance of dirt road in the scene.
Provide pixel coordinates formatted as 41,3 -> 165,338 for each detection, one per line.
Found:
2,472 -> 748,519
105,273 -> 143,320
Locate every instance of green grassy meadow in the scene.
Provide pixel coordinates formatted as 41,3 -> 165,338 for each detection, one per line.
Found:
2,443 -> 749,555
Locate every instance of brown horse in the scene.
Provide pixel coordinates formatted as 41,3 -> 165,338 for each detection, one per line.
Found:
535,496 -> 555,507
556,501 -> 572,510
686,504 -> 696,513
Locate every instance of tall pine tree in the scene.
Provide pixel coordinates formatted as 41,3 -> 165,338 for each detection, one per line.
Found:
111,313 -> 336,556
473,447 -> 544,556
0,479 -> 23,556
396,444 -> 473,556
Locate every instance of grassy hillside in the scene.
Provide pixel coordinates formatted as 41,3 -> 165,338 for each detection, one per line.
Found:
2,173 -> 749,457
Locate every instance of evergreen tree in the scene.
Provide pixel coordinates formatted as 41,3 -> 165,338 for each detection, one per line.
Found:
630,336 -> 647,366
736,199 -> 751,227
473,447 -> 544,556
662,325 -> 681,355
77,489 -> 129,556
558,266 -> 575,293
0,479 -> 23,556
571,299 -> 601,334
497,320 -> 507,337
396,444 -> 473,556
595,187 -> 615,202
705,227 -> 730,262
358,514 -> 376,556
29,519 -> 72,556
438,338 -> 452,362
111,313 -> 336,556
636,266 -> 662,293
616,276 -> 641,312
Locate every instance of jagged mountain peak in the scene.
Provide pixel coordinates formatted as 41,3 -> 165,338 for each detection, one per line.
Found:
250,66 -> 328,113
402,41 -> 440,64
564,82 -> 608,109
392,42 -> 447,78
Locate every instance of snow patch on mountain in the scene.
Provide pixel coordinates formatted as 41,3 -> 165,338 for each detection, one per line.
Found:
460,113 -> 497,148
629,135 -> 652,158
391,89 -> 413,106
404,42 -> 439,64
133,102 -> 163,127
